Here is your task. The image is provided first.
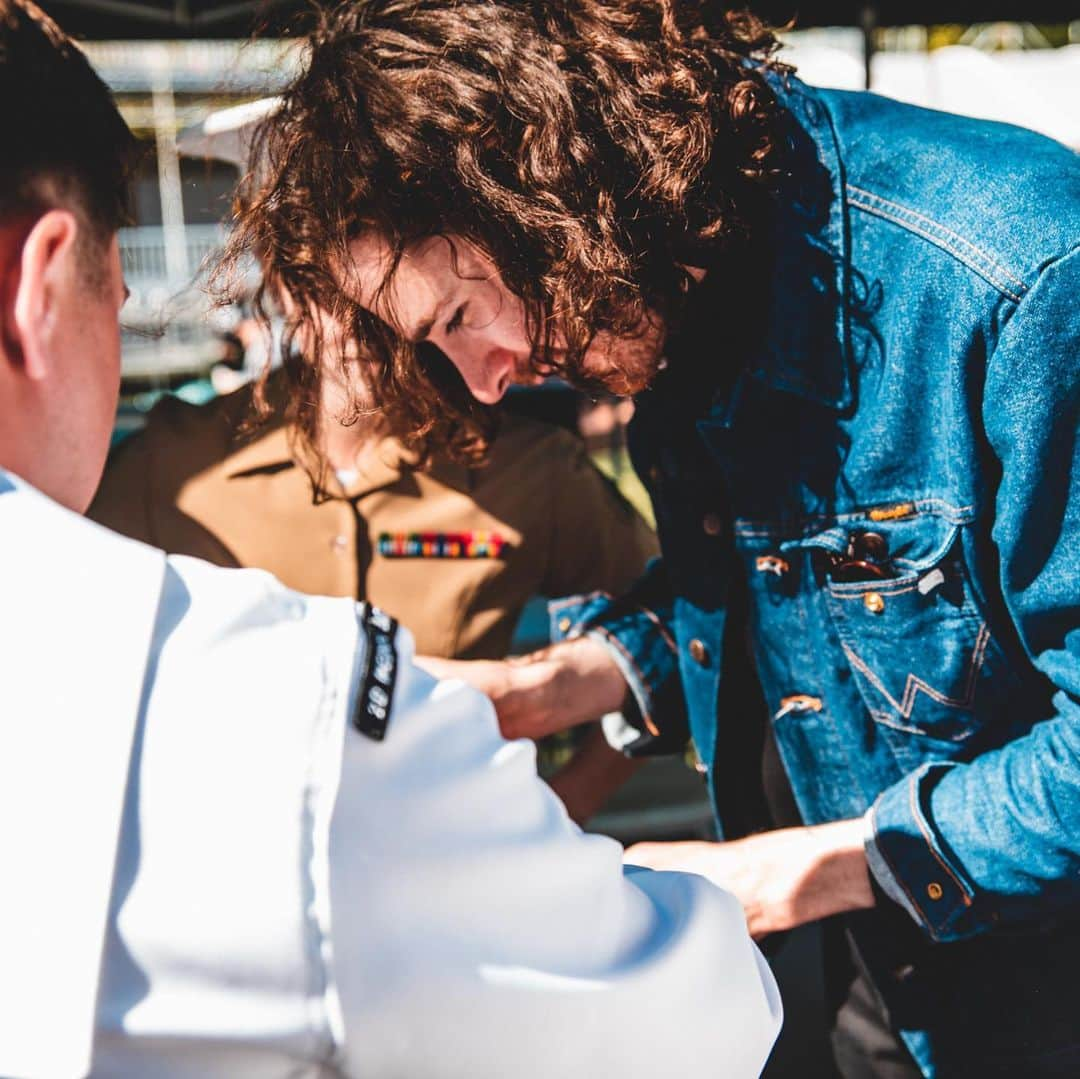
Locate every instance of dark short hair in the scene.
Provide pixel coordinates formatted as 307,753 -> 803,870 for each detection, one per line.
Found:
0,0 -> 136,245
222,1 -> 788,465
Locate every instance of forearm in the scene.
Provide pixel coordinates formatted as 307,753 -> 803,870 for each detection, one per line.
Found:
626,817 -> 875,938
547,725 -> 646,825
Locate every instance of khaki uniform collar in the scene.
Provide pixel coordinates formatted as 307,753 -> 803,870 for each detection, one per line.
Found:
222,420 -> 472,499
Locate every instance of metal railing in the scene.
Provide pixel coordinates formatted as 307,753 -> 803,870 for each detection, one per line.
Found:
118,224 -> 233,381
118,223 -> 228,288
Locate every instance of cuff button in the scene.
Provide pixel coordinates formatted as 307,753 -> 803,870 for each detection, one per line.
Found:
557,616 -> 573,634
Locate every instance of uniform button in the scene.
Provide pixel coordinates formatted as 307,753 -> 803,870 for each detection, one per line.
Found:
702,512 -> 723,537
557,616 -> 572,635
330,534 -> 348,552
927,882 -> 944,901
864,591 -> 885,614
688,638 -> 710,666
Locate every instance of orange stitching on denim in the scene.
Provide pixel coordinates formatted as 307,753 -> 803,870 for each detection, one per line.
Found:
847,195 -> 1025,304
733,499 -> 976,538
909,773 -> 973,907
841,627 -> 988,721
846,185 -> 1028,291
588,626 -> 661,737
870,804 -> 929,927
634,604 -> 678,654
832,582 -> 921,599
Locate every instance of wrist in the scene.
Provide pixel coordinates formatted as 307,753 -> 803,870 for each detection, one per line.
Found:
503,638 -> 626,738
799,819 -> 875,923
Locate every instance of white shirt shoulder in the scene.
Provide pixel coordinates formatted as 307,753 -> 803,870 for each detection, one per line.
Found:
0,475 -> 779,1078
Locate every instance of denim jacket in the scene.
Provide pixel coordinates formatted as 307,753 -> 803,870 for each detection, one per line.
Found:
553,78 -> 1080,1076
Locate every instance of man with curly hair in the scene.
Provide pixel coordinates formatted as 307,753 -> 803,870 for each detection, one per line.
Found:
236,2 -> 1080,1076
0,2 -> 784,1075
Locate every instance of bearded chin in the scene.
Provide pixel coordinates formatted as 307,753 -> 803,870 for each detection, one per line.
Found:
581,319 -> 666,397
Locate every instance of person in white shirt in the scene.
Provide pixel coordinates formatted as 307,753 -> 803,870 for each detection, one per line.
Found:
0,3 -> 781,1078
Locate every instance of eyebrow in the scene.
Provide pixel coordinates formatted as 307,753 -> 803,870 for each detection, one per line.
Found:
408,312 -> 436,344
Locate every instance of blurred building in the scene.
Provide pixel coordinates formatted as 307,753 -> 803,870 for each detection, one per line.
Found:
81,39 -> 300,398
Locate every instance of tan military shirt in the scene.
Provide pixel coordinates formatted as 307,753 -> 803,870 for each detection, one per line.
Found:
90,387 -> 658,660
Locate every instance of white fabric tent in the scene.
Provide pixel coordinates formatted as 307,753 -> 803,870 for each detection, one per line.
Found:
783,39 -> 1080,149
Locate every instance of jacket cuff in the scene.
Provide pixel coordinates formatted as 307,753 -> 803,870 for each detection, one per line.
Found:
548,593 -> 688,757
867,763 -> 981,943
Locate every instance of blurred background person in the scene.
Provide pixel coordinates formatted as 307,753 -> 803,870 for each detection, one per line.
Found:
90,111 -> 661,824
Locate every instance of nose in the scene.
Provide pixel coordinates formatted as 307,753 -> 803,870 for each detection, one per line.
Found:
446,343 -> 518,405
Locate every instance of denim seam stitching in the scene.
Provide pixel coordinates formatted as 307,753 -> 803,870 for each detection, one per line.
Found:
634,603 -> 679,655
548,590 -> 612,616
870,798 -> 930,928
586,625 -> 661,737
840,626 -> 989,720
847,193 -> 1026,304
846,184 -> 1028,294
733,499 -> 975,536
909,773 -> 973,909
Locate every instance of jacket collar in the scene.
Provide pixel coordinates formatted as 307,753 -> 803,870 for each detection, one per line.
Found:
222,417 -> 472,499
709,75 -> 853,431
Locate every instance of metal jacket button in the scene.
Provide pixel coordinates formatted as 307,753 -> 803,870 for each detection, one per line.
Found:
864,591 -> 885,614
557,616 -> 573,634
688,639 -> 710,666
702,512 -> 723,537
927,882 -> 944,901
755,554 -> 790,577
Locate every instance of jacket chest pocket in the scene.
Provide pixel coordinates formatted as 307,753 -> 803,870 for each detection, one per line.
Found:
786,510 -> 1004,751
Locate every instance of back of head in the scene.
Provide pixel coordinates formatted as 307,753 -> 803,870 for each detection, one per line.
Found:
0,0 -> 136,248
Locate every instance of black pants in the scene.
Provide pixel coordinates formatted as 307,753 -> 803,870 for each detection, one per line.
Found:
824,924 -> 923,1079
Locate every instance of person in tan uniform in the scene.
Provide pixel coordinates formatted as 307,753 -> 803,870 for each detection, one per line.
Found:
91,375 -> 659,820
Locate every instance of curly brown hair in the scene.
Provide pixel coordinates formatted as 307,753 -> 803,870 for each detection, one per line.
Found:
221,0 -> 789,462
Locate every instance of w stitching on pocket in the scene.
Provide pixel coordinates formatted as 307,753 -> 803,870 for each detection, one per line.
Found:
841,622 -> 991,728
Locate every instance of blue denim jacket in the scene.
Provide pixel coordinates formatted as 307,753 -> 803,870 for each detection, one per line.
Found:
553,78 -> 1080,1076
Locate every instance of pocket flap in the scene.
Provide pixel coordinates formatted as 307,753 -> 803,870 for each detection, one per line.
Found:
780,510 -> 960,577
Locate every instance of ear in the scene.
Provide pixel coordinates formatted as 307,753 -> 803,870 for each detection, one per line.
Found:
9,209 -> 80,382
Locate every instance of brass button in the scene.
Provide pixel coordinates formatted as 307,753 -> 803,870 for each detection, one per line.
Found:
702,512 -> 723,537
557,616 -> 572,635
927,882 -> 944,901
864,591 -> 885,614
688,638 -> 710,666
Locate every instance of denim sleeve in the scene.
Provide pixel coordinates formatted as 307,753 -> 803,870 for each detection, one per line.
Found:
868,248 -> 1080,942
548,557 -> 690,756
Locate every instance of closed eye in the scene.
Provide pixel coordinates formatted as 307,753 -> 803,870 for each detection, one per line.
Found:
446,304 -> 466,334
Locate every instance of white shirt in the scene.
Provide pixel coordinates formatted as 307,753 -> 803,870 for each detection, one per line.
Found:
0,472 -> 781,1078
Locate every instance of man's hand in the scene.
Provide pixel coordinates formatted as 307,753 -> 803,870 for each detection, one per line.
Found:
416,637 -> 628,740
625,818 -> 874,939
